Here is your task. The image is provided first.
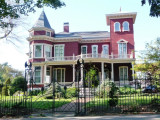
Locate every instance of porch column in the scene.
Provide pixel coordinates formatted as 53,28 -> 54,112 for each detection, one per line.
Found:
44,64 -> 47,83
73,64 -> 75,82
111,63 -> 114,81
101,62 -> 104,82
81,64 -> 83,83
132,62 -> 135,81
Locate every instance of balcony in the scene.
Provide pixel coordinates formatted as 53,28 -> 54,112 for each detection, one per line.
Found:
45,53 -> 134,62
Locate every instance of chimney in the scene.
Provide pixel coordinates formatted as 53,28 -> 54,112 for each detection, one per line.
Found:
64,22 -> 69,32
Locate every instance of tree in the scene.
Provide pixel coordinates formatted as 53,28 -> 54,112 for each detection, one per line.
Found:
85,66 -> 99,87
134,38 -> 160,77
0,0 -> 65,40
141,0 -> 160,17
2,78 -> 11,96
0,62 -> 23,83
10,76 -> 27,95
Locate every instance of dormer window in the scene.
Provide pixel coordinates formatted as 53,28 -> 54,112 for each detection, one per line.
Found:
114,22 -> 121,32
123,21 -> 129,31
46,31 -> 51,37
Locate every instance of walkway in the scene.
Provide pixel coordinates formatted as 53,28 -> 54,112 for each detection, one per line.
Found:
12,114 -> 160,120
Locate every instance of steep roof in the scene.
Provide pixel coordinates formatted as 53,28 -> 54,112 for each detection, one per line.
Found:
33,11 -> 52,29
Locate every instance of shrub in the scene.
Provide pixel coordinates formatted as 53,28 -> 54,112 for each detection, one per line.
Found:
29,89 -> 42,96
13,91 -> 24,96
2,78 -> 11,96
2,85 -> 10,96
119,85 -> 137,95
108,82 -> 119,107
65,87 -> 78,98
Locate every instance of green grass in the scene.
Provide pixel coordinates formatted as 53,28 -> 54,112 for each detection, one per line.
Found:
1,94 -> 160,111
0,95 -> 75,110
86,94 -> 160,108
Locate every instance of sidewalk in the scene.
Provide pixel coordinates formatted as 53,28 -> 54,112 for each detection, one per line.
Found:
14,114 -> 160,120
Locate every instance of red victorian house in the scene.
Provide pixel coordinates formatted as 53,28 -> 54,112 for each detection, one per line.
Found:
27,11 -> 137,89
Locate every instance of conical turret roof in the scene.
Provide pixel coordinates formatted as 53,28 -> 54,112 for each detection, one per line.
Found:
33,11 -> 52,29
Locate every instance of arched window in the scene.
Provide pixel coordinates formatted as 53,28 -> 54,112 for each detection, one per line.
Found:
114,22 -> 121,32
123,21 -> 129,31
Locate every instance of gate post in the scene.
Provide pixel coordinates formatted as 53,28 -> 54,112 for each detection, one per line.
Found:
76,58 -> 86,115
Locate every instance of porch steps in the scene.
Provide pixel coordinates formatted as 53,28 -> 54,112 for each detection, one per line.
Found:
79,88 -> 94,98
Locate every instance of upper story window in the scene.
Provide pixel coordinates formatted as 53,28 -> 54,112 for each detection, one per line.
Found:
123,21 -> 129,31
92,45 -> 98,58
54,44 -> 64,60
46,31 -> 51,37
44,45 -> 52,57
114,22 -> 121,32
117,39 -> 128,58
102,45 -> 109,57
35,45 -> 43,58
81,45 -> 87,54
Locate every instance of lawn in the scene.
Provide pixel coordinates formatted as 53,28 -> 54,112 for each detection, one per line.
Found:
1,93 -> 160,112
86,94 -> 160,110
0,95 -> 75,110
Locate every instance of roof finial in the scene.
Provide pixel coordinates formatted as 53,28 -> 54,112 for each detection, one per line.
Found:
120,7 -> 121,12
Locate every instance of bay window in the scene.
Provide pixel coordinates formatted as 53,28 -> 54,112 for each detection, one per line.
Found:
35,45 -> 42,58
45,45 -> 52,57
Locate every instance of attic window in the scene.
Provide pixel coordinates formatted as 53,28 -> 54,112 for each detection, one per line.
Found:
46,31 -> 51,36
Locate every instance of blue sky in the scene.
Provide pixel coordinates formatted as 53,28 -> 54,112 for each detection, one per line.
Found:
0,0 -> 159,70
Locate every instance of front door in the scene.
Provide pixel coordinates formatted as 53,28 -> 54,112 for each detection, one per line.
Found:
104,69 -> 109,80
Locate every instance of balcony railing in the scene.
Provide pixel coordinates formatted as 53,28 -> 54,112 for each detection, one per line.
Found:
45,53 -> 134,62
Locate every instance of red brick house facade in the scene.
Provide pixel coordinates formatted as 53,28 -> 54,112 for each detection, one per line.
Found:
27,11 -> 137,89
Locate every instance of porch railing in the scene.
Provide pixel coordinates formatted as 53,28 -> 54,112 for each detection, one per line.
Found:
45,53 -> 134,62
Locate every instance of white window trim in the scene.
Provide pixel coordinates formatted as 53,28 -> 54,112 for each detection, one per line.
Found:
46,31 -> 51,37
81,45 -> 87,54
44,45 -> 52,58
119,66 -> 128,81
102,44 -> 109,55
34,66 -> 42,84
54,44 -> 65,58
114,22 -> 121,32
117,39 -> 128,44
34,44 -> 43,58
122,21 -> 130,32
53,68 -> 66,83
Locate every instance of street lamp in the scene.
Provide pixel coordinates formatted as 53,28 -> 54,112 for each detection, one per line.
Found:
25,61 -> 33,91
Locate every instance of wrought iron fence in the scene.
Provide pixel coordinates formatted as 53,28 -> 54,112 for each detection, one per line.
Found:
81,72 -> 160,115
0,84 -> 32,117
